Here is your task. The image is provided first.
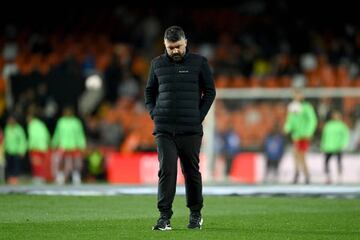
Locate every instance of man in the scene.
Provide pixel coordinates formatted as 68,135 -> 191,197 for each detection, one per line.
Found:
145,26 -> 216,230
27,111 -> 51,184
215,125 -> 240,182
52,106 -> 86,185
284,89 -> 317,184
263,124 -> 285,184
4,115 -> 27,185
320,110 -> 349,184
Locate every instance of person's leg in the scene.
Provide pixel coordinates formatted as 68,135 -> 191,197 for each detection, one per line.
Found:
30,151 -> 45,183
63,153 -> 73,184
177,133 -> 203,229
13,155 -> 21,176
264,158 -> 271,184
7,155 -> 21,185
155,134 -> 178,219
224,153 -> 234,181
270,160 -> 278,183
273,159 -> 280,184
72,151 -> 83,185
299,139 -> 310,183
5,154 -> 17,184
5,153 -> 11,181
177,134 -> 203,214
337,152 -> 343,184
293,149 -> 301,184
324,153 -> 332,184
54,151 -> 65,185
298,151 -> 310,184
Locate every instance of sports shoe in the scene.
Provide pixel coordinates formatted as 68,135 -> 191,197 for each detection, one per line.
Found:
187,212 -> 203,229
152,217 -> 172,231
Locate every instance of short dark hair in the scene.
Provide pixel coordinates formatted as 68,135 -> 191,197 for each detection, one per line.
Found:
164,26 -> 186,42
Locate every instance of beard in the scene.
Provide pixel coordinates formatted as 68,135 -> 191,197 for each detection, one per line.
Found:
171,53 -> 183,62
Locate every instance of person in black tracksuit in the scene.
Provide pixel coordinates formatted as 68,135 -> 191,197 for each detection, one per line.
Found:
145,26 -> 216,230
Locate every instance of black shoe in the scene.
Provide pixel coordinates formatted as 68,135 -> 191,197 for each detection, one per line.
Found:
188,212 -> 203,229
152,217 -> 172,231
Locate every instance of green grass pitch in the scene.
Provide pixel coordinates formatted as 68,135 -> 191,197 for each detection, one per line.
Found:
0,195 -> 359,239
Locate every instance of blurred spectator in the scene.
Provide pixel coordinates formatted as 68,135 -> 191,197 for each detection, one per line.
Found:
263,124 -> 285,184
52,106 -> 86,185
27,109 -> 51,184
2,25 -> 18,62
215,125 -> 241,181
35,83 -> 50,109
4,115 -> 27,185
83,146 -> 105,182
137,11 -> 161,56
104,53 -> 123,103
317,97 -> 332,122
117,72 -> 140,101
79,73 -> 105,116
98,114 -> 124,150
82,54 -> 96,77
84,115 -> 100,147
320,110 -> 349,184
284,89 -> 317,184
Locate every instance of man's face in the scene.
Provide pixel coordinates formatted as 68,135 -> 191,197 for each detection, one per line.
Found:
164,38 -> 187,62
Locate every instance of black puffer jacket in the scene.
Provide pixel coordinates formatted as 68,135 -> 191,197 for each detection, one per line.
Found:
145,51 -> 216,135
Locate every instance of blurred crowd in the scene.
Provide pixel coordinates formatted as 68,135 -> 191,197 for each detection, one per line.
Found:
0,2 -> 360,182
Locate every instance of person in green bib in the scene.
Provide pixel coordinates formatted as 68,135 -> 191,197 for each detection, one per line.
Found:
284,89 -> 317,184
4,115 -> 27,185
320,110 -> 349,184
52,106 -> 86,184
27,112 -> 50,184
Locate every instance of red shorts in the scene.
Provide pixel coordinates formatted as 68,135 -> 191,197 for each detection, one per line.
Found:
30,151 -> 48,161
29,150 -> 48,178
294,139 -> 310,152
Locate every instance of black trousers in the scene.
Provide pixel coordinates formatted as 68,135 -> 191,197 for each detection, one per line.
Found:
5,153 -> 22,178
224,153 -> 235,176
325,152 -> 342,174
265,158 -> 281,174
155,133 -> 203,218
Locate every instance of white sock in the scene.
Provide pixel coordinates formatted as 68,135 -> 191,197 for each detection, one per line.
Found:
72,171 -> 81,185
56,172 -> 65,185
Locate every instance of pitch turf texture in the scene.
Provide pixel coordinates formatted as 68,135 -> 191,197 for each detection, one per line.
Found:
0,195 -> 359,239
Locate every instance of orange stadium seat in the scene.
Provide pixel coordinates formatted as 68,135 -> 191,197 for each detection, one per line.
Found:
263,76 -> 279,88
232,76 -> 248,88
319,65 -> 336,87
215,75 -> 231,88
336,66 -> 350,87
279,76 -> 291,88
353,76 -> 360,87
249,76 -> 261,88
306,70 -> 321,87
